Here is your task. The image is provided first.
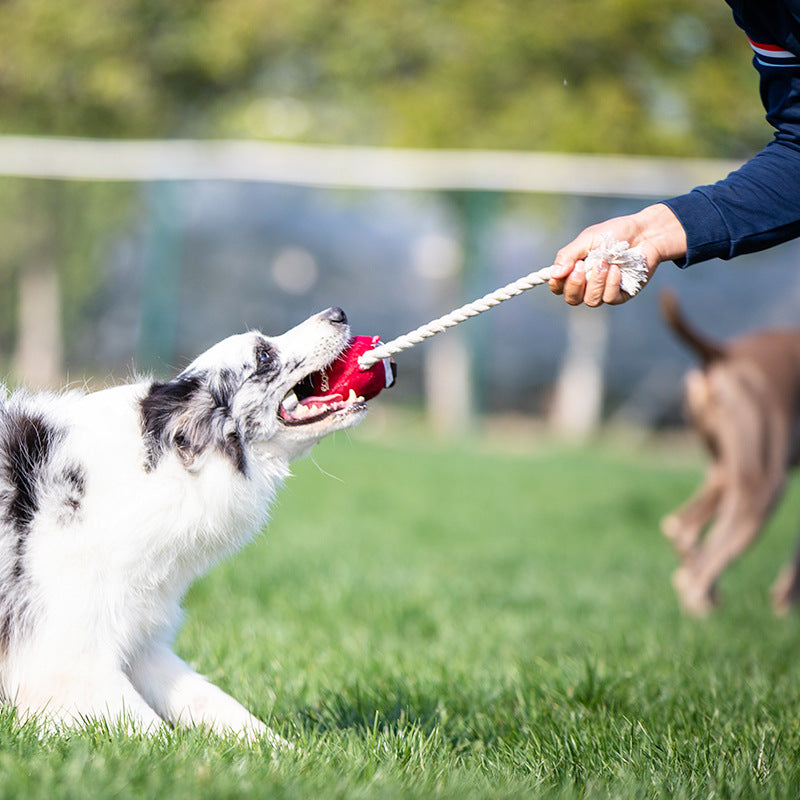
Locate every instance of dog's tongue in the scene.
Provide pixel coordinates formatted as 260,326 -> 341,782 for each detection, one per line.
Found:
310,335 -> 396,402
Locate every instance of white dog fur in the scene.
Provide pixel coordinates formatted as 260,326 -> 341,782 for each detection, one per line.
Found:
0,307 -> 366,743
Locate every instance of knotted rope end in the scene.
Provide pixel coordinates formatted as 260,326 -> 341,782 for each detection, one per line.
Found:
584,234 -> 648,297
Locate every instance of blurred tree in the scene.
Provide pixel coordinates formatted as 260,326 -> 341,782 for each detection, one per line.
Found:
259,0 -> 767,158
0,177 -> 131,383
0,0 -> 772,387
0,0 -> 771,157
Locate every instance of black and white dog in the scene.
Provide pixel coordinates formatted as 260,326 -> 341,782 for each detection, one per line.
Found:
0,307 -> 369,742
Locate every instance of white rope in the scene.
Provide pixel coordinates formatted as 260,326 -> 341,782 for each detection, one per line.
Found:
358,236 -> 648,370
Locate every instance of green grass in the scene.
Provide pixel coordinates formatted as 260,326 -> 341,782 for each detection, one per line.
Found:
3,430 -> 800,799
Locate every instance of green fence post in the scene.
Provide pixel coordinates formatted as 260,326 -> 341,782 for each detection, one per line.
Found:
454,190 -> 503,419
138,180 -> 186,374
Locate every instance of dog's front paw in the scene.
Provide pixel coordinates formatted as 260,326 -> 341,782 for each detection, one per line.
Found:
672,567 -> 718,617
217,716 -> 294,752
771,566 -> 800,617
261,726 -> 295,753
660,514 -> 696,559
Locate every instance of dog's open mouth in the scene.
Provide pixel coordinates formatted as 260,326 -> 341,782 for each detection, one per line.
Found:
278,335 -> 395,427
278,373 -> 366,426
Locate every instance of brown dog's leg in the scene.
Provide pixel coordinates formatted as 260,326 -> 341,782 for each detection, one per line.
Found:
771,539 -> 800,615
673,479 -> 784,616
662,367 -> 725,560
661,465 -> 724,559
670,360 -> 792,616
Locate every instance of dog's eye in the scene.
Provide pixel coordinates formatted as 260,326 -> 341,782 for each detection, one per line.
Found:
256,345 -> 276,371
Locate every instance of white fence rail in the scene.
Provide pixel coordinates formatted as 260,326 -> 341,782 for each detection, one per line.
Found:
0,135 -> 741,198
0,136 -> 750,433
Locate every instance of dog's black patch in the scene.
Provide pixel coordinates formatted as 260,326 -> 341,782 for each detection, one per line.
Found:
0,409 -> 61,652
63,464 -> 86,499
0,609 -> 15,654
140,372 -> 247,474
0,572 -> 31,654
1,410 -> 60,532
209,368 -> 239,409
224,431 -> 247,474
0,615 -> 10,651
140,375 -> 203,470
210,369 -> 247,472
59,464 -> 87,519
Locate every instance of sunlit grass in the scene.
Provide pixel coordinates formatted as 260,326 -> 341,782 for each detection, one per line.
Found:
2,432 -> 800,799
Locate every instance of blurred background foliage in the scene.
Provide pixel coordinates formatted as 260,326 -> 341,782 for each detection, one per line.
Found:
0,0 -> 768,155
0,0 -> 787,427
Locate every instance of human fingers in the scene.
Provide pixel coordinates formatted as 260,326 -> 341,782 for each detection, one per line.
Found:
603,264 -> 626,305
583,259 -> 609,307
550,234 -> 594,297
561,260 -> 587,306
551,235 -> 592,281
549,274 -> 566,295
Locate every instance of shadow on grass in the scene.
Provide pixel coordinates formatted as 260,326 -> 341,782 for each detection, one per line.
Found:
297,680 -> 445,736
293,657 -> 670,761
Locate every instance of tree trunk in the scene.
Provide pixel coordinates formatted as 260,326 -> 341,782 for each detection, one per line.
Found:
550,307 -> 607,437
13,262 -> 64,389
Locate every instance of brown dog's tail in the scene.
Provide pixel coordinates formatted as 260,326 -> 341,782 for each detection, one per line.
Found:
660,289 -> 726,364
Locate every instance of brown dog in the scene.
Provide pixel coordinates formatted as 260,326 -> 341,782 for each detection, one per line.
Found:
660,290 -> 800,616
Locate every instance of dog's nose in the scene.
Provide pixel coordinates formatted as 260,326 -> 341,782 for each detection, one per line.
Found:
323,307 -> 348,325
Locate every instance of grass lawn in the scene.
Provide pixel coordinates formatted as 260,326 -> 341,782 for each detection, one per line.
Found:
2,425 -> 800,799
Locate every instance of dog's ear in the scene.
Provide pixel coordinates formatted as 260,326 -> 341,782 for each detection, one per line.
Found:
170,413 -> 214,470
140,372 -> 245,472
140,375 -> 213,471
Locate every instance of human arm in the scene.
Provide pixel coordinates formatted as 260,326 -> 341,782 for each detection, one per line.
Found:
550,6 -> 800,306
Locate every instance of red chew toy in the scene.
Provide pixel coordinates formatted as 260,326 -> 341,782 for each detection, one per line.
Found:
310,335 -> 395,403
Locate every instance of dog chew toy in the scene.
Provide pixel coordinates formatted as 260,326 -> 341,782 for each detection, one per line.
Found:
310,335 -> 396,403
358,235 -> 649,370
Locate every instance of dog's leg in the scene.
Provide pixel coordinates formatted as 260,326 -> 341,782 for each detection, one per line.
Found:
661,464 -> 724,559
670,365 -> 792,615
128,644 -> 288,747
14,667 -> 165,735
771,538 -> 800,615
662,369 -> 727,560
672,478 -> 783,616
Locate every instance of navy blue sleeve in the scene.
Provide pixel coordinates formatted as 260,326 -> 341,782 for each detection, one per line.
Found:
664,4 -> 800,267
664,140 -> 800,266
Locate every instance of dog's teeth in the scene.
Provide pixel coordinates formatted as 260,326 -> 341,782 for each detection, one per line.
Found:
282,391 -> 298,412
347,389 -> 358,403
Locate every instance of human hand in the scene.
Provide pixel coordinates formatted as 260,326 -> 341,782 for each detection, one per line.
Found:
548,203 -> 687,306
